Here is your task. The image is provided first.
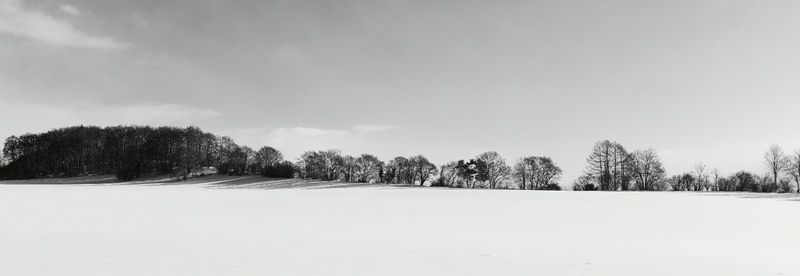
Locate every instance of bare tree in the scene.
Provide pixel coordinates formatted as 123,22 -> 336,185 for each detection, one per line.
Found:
354,154 -> 383,183
475,151 -> 511,189
513,156 -> 562,190
630,148 -> 666,191
409,155 -> 437,185
512,158 -> 530,190
693,162 -> 706,191
438,161 -> 459,187
584,140 -> 632,191
764,144 -> 788,187
340,155 -> 356,182
532,157 -> 562,189
787,151 -> 800,193
711,168 -> 720,191
253,146 -> 283,174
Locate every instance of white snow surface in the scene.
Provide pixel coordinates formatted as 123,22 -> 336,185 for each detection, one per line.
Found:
0,183 -> 798,275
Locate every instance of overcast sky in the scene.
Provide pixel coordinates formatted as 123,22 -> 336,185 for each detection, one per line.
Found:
3,0 -> 800,182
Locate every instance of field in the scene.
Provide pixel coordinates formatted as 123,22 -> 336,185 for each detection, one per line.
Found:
1,176 -> 799,275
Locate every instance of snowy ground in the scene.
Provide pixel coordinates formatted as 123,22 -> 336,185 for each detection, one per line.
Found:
0,178 -> 799,275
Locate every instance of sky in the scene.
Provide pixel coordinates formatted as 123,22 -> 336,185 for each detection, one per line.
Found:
3,0 -> 800,182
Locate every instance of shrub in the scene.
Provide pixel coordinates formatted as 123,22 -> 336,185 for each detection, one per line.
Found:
261,161 -> 296,178
576,184 -> 597,191
542,183 -> 562,190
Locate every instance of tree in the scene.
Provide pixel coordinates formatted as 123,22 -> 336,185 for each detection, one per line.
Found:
384,156 -> 413,184
573,175 -> 596,191
340,155 -> 356,182
788,151 -> 800,193
295,149 -> 344,181
455,159 -> 479,188
718,175 -> 736,192
512,158 -> 530,190
630,149 -> 666,191
261,161 -> 296,178
0,125 -> 246,180
710,168 -> 720,191
680,173 -> 696,191
584,140 -> 632,191
437,161 -> 459,187
733,171 -> 758,192
253,146 -> 283,174
514,156 -> 562,190
475,151 -> 511,189
534,157 -> 562,189
354,154 -> 383,183
693,162 -> 707,191
764,145 -> 788,188
409,155 -> 437,185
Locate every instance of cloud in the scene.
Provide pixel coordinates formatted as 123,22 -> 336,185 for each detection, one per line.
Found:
220,124 -> 401,159
129,13 -> 149,27
272,127 -> 349,137
95,102 -> 221,124
0,0 -> 128,49
58,4 -> 80,16
353,124 -> 402,133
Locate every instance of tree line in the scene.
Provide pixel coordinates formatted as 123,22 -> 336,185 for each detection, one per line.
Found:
0,125 -> 562,189
293,150 -> 562,189
2,125 -> 798,193
574,140 -> 800,193
0,126 -> 293,180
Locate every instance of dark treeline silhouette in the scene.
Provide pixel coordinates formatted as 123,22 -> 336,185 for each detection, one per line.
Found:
295,150 -> 436,184
3,127 -> 797,193
0,125 -> 294,181
0,126 -> 563,189
574,140 -> 800,193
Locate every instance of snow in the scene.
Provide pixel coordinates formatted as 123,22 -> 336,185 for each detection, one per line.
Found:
0,181 -> 798,275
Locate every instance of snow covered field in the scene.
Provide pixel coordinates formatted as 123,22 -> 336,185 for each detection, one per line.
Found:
0,180 -> 798,275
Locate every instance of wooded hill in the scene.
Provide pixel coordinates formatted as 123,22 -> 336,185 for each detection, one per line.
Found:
0,125 -> 288,180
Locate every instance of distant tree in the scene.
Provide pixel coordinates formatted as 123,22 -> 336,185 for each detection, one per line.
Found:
437,161 -> 459,187
572,175 -> 596,191
711,168 -> 720,191
764,145 -> 788,188
512,158 -> 530,190
354,154 -> 383,183
409,155 -> 437,185
385,156 -> 413,184
513,156 -> 562,190
718,175 -> 736,192
295,149 -> 344,181
757,173 -> 777,192
584,140 -> 632,191
666,175 -> 681,191
630,149 -> 666,191
381,158 -> 398,183
733,171 -> 758,192
788,151 -> 800,193
261,161 -> 296,178
340,155 -> 356,182
682,173 -> 696,191
693,162 -> 707,191
242,146 -> 256,173
535,157 -> 562,189
455,159 -> 479,188
2,136 -> 20,163
475,151 -> 511,189
253,146 -> 283,173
